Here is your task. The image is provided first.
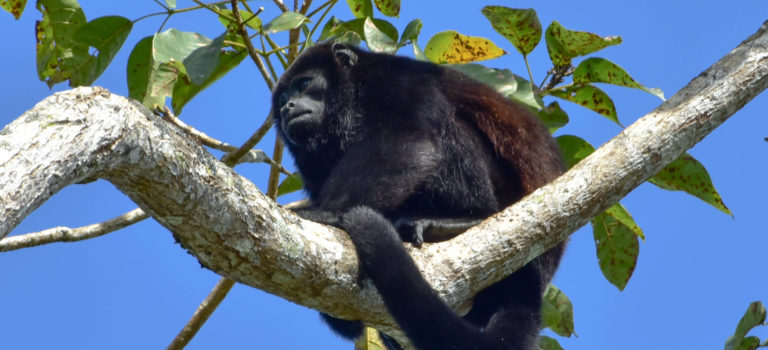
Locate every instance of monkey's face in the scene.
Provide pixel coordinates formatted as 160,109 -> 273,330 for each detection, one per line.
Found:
274,70 -> 328,146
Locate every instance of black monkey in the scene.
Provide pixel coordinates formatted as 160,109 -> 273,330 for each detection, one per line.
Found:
272,42 -> 565,350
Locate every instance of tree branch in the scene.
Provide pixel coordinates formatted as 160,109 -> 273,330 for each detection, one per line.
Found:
1,21 -> 766,343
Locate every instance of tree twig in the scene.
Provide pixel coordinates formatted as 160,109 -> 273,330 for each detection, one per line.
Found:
157,107 -> 288,173
166,277 -> 236,350
231,0 -> 275,90
0,208 -> 148,252
272,0 -> 288,12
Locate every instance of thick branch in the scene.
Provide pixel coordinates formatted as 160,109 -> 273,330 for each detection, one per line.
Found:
1,21 -> 766,337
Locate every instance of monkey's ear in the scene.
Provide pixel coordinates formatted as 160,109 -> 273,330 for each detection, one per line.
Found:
332,42 -> 357,67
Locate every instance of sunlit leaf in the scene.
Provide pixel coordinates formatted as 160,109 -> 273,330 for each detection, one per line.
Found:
172,49 -> 246,115
592,203 -> 643,290
541,285 -> 575,337
649,153 -> 732,215
545,21 -> 621,67
277,172 -> 303,197
549,84 -> 619,125
354,327 -> 387,350
574,57 -> 664,100
412,40 -> 427,61
127,35 -> 179,109
539,336 -> 565,350
319,17 -> 397,44
263,11 -> 309,34
164,0 -> 175,9
724,301 -> 767,350
1,0 -> 27,19
345,0 -> 372,18
218,9 -> 262,32
35,0 -> 88,87
481,6 -> 541,56
556,135 -> 594,169
332,31 -> 363,46
363,17 -> 397,53
398,19 -> 422,48
373,0 -> 399,17
537,102 -> 569,134
72,16 -> 132,85
424,31 -> 506,64
153,28 -> 212,78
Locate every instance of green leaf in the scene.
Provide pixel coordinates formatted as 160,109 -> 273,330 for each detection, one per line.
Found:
153,28 -> 214,78
373,0 -> 399,17
35,0 -> 88,87
545,21 -> 622,67
319,16 -> 342,40
183,33 -> 225,85
649,153 -> 732,215
277,172 -> 304,197
332,31 -> 363,46
301,23 -> 315,48
263,11 -> 309,34
481,6 -> 541,56
172,49 -> 246,115
344,0 -> 372,18
164,0 -> 175,9
363,17 -> 397,53
538,336 -> 565,350
724,301 -> 767,350
319,17 -> 397,45
127,36 -> 162,107
1,0 -> 27,19
412,39 -> 428,61
592,203 -> 643,290
127,35 -> 181,109
537,102 -> 569,134
425,31 -> 506,64
447,63 -> 541,109
574,57 -> 665,100
556,135 -> 595,169
398,19 -> 422,48
218,9 -> 262,32
549,84 -> 620,125
71,16 -> 132,86
541,285 -> 575,337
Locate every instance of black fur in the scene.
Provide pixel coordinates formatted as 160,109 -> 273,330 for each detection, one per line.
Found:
272,42 -> 565,350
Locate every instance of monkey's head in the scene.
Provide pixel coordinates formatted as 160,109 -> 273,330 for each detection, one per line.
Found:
272,42 -> 360,148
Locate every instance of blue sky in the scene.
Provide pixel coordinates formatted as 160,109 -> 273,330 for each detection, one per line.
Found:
1,1 -> 767,349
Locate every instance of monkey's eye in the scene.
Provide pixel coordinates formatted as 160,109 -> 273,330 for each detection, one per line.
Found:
293,77 -> 312,92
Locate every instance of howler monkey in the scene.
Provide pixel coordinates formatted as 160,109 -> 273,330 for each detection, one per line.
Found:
272,42 -> 565,350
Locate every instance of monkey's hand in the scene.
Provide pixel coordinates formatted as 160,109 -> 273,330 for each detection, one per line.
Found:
394,217 -> 483,246
291,207 -> 343,228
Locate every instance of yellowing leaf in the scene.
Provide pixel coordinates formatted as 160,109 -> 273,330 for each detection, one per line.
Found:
424,31 -> 505,64
1,0 -> 26,19
345,0 -> 372,18
373,0 -> 399,17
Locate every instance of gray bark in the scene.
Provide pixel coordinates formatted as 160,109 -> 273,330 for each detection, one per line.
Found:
1,20 -> 766,342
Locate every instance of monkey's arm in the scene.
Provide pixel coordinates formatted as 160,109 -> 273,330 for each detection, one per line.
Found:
296,135 -> 440,226
341,207 -> 491,350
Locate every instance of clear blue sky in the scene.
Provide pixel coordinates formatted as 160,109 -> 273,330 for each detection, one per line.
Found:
1,1 -> 767,349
